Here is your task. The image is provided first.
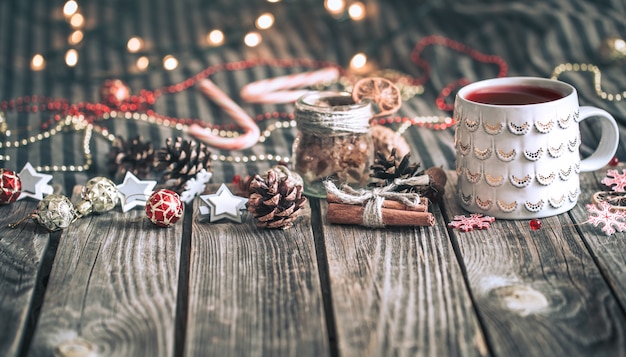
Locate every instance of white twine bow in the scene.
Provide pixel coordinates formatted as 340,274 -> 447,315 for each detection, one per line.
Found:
324,175 -> 429,228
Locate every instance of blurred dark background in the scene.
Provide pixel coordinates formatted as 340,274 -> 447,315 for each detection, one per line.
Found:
1,0 -> 625,194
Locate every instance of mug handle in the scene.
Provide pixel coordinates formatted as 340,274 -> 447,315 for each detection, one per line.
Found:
578,106 -> 620,172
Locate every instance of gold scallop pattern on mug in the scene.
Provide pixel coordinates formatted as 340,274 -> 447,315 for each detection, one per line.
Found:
573,108 -> 580,122
465,167 -> 482,183
548,143 -> 565,158
476,196 -> 493,210
510,174 -> 533,188
497,200 -> 518,212
549,194 -> 565,208
465,116 -> 480,132
524,199 -> 545,212
558,112 -> 573,129
483,121 -> 505,135
459,190 -> 473,205
496,148 -> 516,162
458,140 -> 471,156
574,162 -> 581,173
473,146 -> 492,160
456,164 -> 463,176
536,171 -> 556,186
485,173 -> 505,187
559,165 -> 573,180
508,121 -> 530,135
534,118 -> 555,133
523,147 -> 544,161
567,134 -> 579,152
568,188 -> 580,202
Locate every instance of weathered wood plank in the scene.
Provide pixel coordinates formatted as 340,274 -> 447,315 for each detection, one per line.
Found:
319,197 -> 488,356
0,201 -> 51,357
569,166 -> 626,306
28,187 -> 184,357
443,171 -> 626,356
184,195 -> 329,356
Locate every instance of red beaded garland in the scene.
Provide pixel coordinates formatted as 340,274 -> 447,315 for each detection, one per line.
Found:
609,156 -> 620,167
0,169 -> 22,204
410,35 -> 508,111
145,189 -> 184,227
529,219 -> 542,231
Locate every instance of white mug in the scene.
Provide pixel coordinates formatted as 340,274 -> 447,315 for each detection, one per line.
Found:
454,77 -> 619,219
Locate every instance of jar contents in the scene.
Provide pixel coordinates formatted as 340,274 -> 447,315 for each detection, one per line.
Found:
292,91 -> 373,197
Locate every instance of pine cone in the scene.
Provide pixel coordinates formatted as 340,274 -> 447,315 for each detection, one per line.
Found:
107,135 -> 154,182
248,170 -> 307,229
369,148 -> 424,192
369,149 -> 446,200
154,137 -> 213,194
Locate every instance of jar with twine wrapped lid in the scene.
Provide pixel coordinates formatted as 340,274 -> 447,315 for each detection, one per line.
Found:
292,91 -> 374,197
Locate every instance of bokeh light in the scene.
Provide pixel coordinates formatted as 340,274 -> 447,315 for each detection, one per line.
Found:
163,55 -> 178,70
244,32 -> 262,47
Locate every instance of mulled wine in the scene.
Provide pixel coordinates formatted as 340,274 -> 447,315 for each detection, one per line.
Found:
465,84 -> 564,105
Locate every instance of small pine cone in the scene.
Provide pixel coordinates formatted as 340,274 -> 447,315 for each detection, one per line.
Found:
107,135 -> 155,182
369,148 -> 423,192
154,137 -> 213,194
248,170 -> 307,229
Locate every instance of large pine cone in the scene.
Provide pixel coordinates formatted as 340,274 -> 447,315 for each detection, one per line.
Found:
154,137 -> 213,193
107,135 -> 154,182
248,170 -> 307,229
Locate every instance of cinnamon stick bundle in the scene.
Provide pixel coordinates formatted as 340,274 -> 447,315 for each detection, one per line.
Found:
327,203 -> 435,227
326,193 -> 428,212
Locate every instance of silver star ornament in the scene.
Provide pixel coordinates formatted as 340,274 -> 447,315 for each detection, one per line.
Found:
199,184 -> 248,223
116,172 -> 157,212
17,162 -> 53,201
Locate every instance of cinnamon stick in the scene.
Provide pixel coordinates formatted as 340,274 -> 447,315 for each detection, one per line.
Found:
327,203 -> 435,227
326,193 -> 428,212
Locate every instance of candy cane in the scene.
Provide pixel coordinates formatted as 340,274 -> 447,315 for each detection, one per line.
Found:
240,67 -> 340,104
188,79 -> 260,150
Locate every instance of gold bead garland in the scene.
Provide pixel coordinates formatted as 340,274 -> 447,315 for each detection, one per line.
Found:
0,115 -> 93,172
0,111 -> 294,173
551,63 -> 626,102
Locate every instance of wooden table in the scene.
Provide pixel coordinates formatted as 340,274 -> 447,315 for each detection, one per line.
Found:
1,169 -> 625,357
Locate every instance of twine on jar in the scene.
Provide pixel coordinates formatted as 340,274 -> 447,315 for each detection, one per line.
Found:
324,177 -> 428,227
295,92 -> 373,136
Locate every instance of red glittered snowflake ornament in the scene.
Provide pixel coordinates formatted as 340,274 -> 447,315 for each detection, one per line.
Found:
601,169 -> 626,192
448,214 -> 495,232
585,201 -> 626,236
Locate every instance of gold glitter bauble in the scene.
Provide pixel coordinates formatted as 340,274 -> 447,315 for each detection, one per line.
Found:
77,177 -> 119,216
34,194 -> 75,232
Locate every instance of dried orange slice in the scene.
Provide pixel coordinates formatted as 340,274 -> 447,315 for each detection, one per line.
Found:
352,77 -> 402,117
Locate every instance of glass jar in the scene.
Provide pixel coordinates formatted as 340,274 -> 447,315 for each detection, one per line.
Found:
292,91 -> 374,197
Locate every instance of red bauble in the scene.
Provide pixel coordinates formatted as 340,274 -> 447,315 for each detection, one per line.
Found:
145,189 -> 184,227
609,156 -> 620,167
0,168 -> 22,204
100,79 -> 131,107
